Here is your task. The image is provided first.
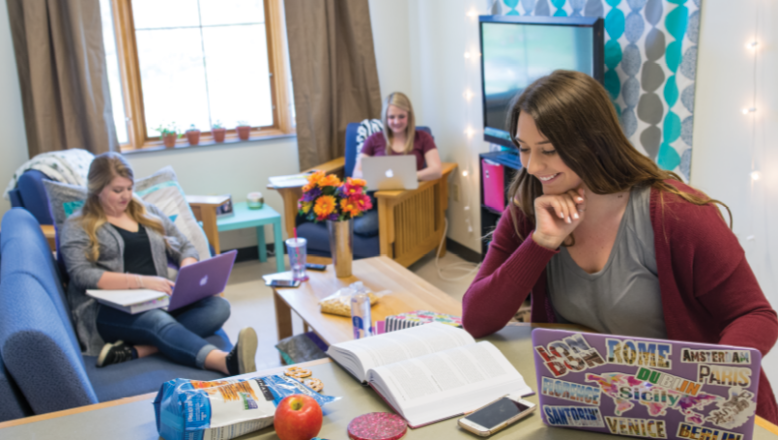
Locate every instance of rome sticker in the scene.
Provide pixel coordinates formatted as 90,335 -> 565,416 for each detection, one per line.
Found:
606,338 -> 672,369
543,405 -> 605,428
605,417 -> 667,438
534,333 -> 605,378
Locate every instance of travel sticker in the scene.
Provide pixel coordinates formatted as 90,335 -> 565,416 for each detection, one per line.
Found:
697,365 -> 752,388
637,367 -> 703,396
534,333 -> 605,378
543,405 -> 605,428
606,338 -> 672,369
541,377 -> 601,406
705,387 -> 757,429
586,372 -> 720,425
676,423 -> 744,440
681,349 -> 751,365
605,417 -> 667,439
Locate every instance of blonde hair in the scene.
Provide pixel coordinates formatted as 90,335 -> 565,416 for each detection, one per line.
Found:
381,92 -> 416,155
78,152 -> 166,261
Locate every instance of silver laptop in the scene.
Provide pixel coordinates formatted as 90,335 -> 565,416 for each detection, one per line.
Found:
362,156 -> 419,190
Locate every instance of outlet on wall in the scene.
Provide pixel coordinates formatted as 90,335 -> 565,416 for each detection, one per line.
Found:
452,183 -> 460,202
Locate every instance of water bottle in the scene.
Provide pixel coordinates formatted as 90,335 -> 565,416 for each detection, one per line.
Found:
350,282 -> 372,339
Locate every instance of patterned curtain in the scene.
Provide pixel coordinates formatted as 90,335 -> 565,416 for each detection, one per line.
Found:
494,0 -> 700,181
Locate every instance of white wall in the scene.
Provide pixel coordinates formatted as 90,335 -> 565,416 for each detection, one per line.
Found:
0,0 -> 30,220
693,0 -> 778,389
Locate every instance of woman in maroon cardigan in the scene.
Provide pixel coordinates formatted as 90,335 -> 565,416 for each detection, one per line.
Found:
462,70 -> 778,423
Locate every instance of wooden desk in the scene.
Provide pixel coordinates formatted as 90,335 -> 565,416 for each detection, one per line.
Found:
2,325 -> 776,439
272,255 -> 462,345
186,194 -> 231,254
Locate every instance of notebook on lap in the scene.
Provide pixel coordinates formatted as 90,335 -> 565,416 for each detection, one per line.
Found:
532,328 -> 761,440
165,249 -> 237,311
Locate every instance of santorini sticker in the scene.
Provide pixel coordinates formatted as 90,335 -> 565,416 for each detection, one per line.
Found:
541,377 -> 601,406
681,349 -> 751,365
534,333 -> 605,378
605,417 -> 667,439
606,338 -> 672,369
543,405 -> 605,428
676,423 -> 744,440
705,387 -> 757,429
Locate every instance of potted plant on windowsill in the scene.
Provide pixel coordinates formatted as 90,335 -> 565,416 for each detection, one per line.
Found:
186,124 -> 201,146
236,121 -> 251,141
156,124 -> 181,148
212,121 -> 226,143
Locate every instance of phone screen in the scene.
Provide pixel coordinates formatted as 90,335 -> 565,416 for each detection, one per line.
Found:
465,398 -> 530,429
269,279 -> 298,287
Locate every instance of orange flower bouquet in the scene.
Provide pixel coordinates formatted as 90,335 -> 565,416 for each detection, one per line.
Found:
298,171 -> 373,222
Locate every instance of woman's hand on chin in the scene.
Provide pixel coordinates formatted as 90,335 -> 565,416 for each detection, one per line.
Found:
532,187 -> 586,250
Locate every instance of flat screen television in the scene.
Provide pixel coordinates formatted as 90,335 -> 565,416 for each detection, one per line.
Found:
479,16 -> 604,148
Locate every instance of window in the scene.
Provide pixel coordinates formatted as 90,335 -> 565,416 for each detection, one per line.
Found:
101,0 -> 293,150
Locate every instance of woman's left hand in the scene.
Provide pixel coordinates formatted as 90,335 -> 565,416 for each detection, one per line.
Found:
180,257 -> 198,268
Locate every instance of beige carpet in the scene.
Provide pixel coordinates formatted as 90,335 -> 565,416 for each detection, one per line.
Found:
220,250 -> 479,371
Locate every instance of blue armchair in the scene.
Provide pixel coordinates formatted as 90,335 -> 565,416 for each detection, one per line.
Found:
0,209 -> 232,420
271,123 -> 456,267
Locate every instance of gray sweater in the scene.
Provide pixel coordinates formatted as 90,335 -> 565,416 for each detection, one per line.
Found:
60,203 -> 199,355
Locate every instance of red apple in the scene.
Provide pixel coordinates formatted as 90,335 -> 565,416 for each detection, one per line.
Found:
274,394 -> 323,440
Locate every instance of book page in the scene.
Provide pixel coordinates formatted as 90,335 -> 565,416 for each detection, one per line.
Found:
368,341 -> 532,427
328,322 -> 475,379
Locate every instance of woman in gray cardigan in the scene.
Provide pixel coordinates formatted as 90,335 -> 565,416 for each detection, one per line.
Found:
60,152 -> 257,375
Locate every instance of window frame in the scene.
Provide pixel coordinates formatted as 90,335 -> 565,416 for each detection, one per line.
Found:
110,0 -> 293,151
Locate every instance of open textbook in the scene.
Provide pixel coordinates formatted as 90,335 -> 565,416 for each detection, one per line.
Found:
326,322 -> 533,428
86,289 -> 169,314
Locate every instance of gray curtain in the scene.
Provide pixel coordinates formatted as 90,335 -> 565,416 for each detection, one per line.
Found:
6,0 -> 118,157
284,0 -> 382,170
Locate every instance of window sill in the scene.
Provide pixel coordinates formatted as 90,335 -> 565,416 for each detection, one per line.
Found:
120,130 -> 297,155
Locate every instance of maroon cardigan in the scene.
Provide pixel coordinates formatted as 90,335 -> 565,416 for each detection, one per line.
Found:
462,181 -> 778,424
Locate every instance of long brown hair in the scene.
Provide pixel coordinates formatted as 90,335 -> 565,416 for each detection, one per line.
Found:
506,70 -> 731,241
381,92 -> 416,155
77,152 -> 166,261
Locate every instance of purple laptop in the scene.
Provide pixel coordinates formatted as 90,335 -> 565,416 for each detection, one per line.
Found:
166,250 -> 237,311
532,328 -> 761,440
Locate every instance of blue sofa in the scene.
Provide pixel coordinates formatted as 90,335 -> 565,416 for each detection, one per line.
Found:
0,208 -> 232,419
297,124 -> 432,259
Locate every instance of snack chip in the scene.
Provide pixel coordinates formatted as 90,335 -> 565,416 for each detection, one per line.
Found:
154,374 -> 339,440
319,282 -> 382,317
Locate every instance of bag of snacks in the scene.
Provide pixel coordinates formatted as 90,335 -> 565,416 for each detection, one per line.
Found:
153,374 -> 339,440
318,282 -> 382,317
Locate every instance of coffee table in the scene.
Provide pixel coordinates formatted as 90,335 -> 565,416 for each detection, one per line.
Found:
271,255 -> 463,345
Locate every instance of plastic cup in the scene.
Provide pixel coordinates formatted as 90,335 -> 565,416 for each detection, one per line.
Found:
285,238 -> 308,281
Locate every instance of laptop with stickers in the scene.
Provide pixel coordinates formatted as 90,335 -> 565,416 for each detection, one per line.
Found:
532,328 -> 761,440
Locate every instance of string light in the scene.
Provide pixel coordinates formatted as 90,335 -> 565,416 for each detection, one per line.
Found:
464,126 -> 475,138
742,107 -> 756,115
467,8 -> 478,19
464,52 -> 471,59
746,41 -> 758,50
463,89 -> 474,102
751,171 -> 762,181
462,170 -> 469,177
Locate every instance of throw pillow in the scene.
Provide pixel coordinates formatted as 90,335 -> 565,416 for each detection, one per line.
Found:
134,166 -> 211,259
42,180 -> 88,234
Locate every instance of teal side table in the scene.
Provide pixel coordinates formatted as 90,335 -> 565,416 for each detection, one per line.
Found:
216,202 -> 285,273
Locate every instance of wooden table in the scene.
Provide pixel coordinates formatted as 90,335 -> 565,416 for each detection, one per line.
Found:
3,325 -> 776,439
217,202 -> 285,273
272,255 -> 463,345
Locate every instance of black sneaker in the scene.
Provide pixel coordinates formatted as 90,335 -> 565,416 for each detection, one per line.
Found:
96,341 -> 134,368
225,328 -> 258,375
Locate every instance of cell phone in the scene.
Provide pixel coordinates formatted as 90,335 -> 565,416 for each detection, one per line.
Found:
305,263 -> 327,271
267,279 -> 301,288
458,397 -> 536,437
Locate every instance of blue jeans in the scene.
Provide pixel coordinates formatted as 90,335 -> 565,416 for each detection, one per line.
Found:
96,296 -> 231,368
